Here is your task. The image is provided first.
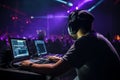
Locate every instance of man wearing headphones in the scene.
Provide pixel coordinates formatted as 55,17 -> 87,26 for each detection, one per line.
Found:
21,10 -> 120,80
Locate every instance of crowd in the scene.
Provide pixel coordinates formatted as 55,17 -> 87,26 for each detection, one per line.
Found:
0,34 -> 120,59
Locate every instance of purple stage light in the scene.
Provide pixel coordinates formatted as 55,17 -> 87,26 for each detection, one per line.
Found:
77,0 -> 92,9
67,0 -> 93,13
67,10 -> 70,13
26,21 -> 29,24
47,15 -> 54,19
30,16 -> 34,19
54,15 -> 68,18
56,0 -> 73,7
76,7 -> 79,10
23,37 -> 26,39
85,0 -> 92,2
21,11 -> 68,37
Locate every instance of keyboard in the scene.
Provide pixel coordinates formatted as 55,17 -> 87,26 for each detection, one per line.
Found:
30,58 -> 50,64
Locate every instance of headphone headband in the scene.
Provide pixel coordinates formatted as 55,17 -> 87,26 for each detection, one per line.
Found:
68,10 -> 94,35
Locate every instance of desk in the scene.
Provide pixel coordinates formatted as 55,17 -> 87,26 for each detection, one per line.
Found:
0,68 -> 47,80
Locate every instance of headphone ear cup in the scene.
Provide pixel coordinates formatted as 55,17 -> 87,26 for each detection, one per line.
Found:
68,21 -> 79,34
68,10 -> 80,35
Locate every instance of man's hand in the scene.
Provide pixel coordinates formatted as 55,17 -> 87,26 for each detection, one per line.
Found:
47,56 -> 61,62
20,60 -> 33,67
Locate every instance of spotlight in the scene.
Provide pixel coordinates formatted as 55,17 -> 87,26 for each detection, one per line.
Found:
67,10 -> 70,13
68,2 -> 73,7
12,16 -> 16,20
23,37 -> 26,39
30,16 -> 34,19
76,7 -> 79,10
85,0 -> 93,2
70,0 -> 93,12
26,21 -> 29,24
12,16 -> 18,20
56,0 -> 73,7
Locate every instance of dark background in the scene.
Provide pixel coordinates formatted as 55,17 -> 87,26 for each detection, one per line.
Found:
0,0 -> 120,38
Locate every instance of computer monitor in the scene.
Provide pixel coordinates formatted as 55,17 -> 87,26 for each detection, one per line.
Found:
34,40 -> 47,56
10,38 -> 29,59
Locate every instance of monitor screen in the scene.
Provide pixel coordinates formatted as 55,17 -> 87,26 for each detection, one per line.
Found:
10,39 -> 29,58
34,40 -> 47,56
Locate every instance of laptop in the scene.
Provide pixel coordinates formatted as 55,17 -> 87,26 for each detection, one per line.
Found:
34,40 -> 63,58
9,38 -> 43,66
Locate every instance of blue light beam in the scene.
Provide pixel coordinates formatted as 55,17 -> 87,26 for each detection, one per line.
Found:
88,0 -> 104,12
56,0 -> 73,7
56,0 -> 67,4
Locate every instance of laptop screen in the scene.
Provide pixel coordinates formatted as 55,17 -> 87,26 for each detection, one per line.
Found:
34,40 -> 47,56
10,39 -> 29,58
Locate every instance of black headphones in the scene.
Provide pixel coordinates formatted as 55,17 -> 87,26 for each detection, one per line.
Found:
68,10 -> 94,35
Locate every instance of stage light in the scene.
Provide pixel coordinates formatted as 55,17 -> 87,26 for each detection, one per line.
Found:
26,21 -> 29,24
115,35 -> 120,41
56,0 -> 67,4
68,2 -> 73,7
25,19 -> 31,24
30,16 -> 34,19
77,0 -> 92,9
88,0 -> 104,12
12,16 -> 16,20
67,0 -> 92,13
12,16 -> 18,20
76,7 -> 79,10
67,10 -> 70,13
56,0 -> 73,7
23,37 -> 26,39
85,0 -> 93,2
15,16 -> 18,19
